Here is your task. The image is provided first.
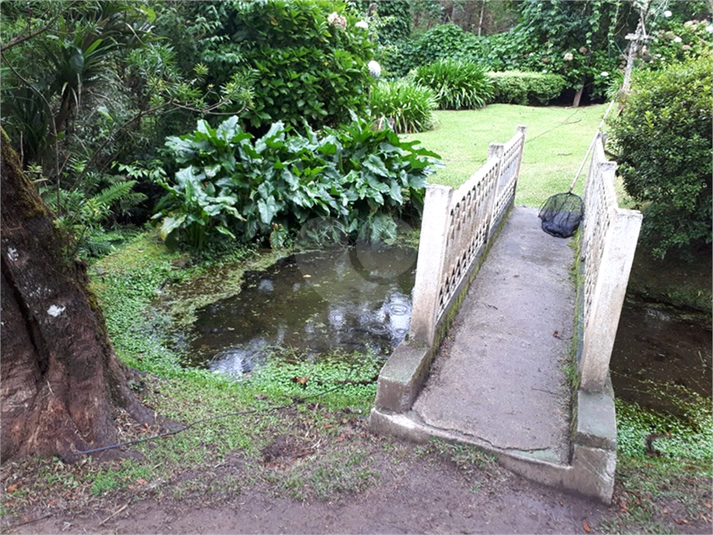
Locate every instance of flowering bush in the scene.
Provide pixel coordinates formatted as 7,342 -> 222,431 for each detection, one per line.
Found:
222,0 -> 375,133
644,18 -> 713,69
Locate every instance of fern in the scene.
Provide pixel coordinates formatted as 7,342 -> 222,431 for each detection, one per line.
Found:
40,174 -> 147,260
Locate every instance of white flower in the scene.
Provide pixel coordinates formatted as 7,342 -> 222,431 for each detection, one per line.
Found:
673,36 -> 682,43
327,12 -> 347,29
563,52 -> 574,61
600,71 -> 609,77
663,10 -> 672,18
368,60 -> 381,79
706,24 -> 713,33
355,20 -> 368,29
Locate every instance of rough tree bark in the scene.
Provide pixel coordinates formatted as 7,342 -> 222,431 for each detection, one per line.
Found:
1,130 -> 160,462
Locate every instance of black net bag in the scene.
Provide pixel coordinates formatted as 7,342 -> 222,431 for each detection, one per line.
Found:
538,192 -> 584,238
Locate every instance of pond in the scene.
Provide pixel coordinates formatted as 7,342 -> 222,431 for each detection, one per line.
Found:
177,241 -> 711,413
610,297 -> 712,413
184,244 -> 417,378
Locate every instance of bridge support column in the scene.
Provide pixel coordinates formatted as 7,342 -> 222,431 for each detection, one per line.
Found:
408,185 -> 453,347
580,210 -> 642,391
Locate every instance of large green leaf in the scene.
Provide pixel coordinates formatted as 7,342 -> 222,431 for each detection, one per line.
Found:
257,196 -> 279,225
160,214 -> 187,241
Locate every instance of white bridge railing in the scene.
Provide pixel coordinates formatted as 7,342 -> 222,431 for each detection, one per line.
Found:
409,126 -> 527,346
578,132 -> 642,391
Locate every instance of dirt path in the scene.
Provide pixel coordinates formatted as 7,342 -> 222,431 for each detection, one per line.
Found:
4,421 -> 712,535
6,440 -> 610,535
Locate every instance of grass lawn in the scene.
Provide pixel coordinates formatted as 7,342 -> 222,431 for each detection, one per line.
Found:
411,103 -> 609,208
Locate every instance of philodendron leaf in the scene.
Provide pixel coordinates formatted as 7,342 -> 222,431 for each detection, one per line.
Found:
258,197 -> 278,225
160,214 -> 186,241
362,154 -> 389,176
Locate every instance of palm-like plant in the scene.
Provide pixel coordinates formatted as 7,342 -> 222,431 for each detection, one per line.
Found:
1,1 -> 153,163
414,59 -> 493,110
369,79 -> 437,134
41,2 -> 153,135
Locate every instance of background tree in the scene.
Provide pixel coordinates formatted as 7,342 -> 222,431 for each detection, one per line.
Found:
1,130 -> 166,462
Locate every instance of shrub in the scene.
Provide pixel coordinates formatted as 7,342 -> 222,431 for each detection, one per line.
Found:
608,55 -> 712,258
212,0 -> 375,132
414,59 -> 493,110
487,71 -> 566,105
382,24 -> 486,79
369,79 -> 437,133
414,23 -> 486,64
155,116 -> 441,249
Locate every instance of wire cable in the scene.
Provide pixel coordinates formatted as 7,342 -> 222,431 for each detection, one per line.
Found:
73,370 -> 373,457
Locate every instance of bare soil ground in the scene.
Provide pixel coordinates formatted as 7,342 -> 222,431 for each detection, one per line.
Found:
2,414 -> 711,535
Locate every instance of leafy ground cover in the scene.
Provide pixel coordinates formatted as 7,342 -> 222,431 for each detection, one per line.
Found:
413,103 -> 608,207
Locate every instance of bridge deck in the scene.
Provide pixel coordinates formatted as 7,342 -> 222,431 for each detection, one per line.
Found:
411,206 -> 575,464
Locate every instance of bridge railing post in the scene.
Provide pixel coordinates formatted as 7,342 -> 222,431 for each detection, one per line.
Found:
486,142 -> 504,238
491,125 -> 527,230
579,137 -> 642,392
409,184 -> 453,346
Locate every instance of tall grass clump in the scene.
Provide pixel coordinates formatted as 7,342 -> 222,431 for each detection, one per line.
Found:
414,59 -> 493,110
369,79 -> 437,134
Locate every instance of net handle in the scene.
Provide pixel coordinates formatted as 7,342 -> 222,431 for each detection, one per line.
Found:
567,99 -> 617,193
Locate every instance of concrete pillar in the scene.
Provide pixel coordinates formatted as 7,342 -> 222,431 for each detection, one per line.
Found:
409,184 -> 453,346
486,143 -> 504,237
580,205 -> 642,391
515,125 -> 527,180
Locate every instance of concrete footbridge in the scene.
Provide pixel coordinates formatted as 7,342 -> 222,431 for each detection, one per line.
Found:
369,128 -> 642,504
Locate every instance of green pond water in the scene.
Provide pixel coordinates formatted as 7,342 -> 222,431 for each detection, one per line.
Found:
185,245 -> 417,377
180,244 -> 711,414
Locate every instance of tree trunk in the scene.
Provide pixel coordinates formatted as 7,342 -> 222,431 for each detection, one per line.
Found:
477,0 -> 486,36
572,82 -> 585,108
1,130 -> 160,463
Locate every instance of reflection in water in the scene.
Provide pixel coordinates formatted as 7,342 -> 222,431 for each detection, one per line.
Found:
610,297 -> 712,412
187,246 -> 417,378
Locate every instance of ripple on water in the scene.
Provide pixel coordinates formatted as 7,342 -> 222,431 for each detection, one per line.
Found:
185,246 -> 417,376
389,303 -> 409,316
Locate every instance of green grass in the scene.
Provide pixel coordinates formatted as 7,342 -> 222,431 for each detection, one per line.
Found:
411,103 -> 609,208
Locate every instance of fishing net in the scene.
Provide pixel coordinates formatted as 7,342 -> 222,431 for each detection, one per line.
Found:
538,192 -> 584,238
